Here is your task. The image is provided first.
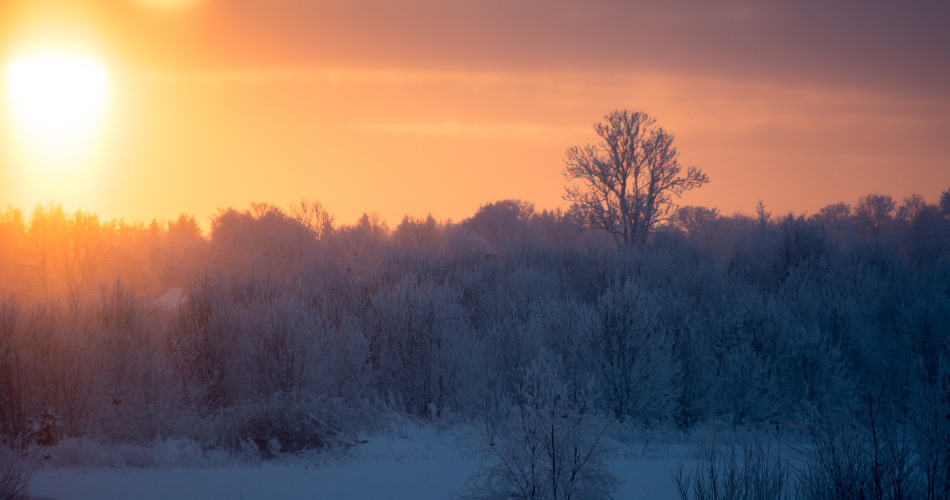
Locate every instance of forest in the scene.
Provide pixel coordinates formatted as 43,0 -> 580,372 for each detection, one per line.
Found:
1,184 -> 949,499
0,107 -> 946,500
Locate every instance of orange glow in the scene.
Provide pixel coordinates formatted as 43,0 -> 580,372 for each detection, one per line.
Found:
132,0 -> 203,9
0,1 -> 946,227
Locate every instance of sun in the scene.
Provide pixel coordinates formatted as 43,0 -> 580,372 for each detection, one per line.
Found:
5,48 -> 109,164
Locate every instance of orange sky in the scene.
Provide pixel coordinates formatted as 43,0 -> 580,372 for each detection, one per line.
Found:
2,0 -> 949,228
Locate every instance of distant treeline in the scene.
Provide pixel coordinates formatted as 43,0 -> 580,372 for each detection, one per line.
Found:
0,199 -> 581,297
2,191 -> 949,298
0,190 -> 949,495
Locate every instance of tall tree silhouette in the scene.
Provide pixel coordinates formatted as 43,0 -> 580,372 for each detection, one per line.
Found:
563,110 -> 708,246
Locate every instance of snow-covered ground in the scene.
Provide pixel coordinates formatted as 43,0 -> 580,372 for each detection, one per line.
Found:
30,424 -> 699,500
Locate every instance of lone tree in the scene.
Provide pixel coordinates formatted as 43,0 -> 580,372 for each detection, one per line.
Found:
563,110 -> 708,246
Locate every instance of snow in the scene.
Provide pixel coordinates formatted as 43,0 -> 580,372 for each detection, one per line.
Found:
154,287 -> 184,309
30,425 -> 699,500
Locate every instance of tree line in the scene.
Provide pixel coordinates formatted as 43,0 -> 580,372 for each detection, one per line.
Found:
2,185 -> 947,297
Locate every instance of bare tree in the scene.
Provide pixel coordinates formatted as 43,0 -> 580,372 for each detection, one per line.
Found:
755,200 -> 772,227
940,187 -> 950,217
22,204 -> 106,296
0,207 -> 25,289
812,202 -> 852,226
896,194 -> 930,227
289,198 -> 335,242
23,203 -> 62,296
56,209 -> 105,293
463,199 -> 535,248
563,110 -> 708,246
0,445 -> 31,500
854,194 -> 896,238
673,206 -> 720,238
460,356 -> 619,500
394,214 -> 444,251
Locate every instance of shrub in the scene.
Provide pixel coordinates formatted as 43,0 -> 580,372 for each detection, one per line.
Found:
459,356 -> 620,500
796,405 -> 922,500
0,446 -> 30,500
674,435 -> 789,500
213,392 -> 374,459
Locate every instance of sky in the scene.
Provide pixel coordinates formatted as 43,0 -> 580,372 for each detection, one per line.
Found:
1,0 -> 949,227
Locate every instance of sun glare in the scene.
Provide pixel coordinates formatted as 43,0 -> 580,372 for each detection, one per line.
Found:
5,49 -> 109,164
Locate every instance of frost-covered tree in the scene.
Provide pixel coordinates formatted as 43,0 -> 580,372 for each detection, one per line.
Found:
461,357 -> 619,500
853,194 -> 896,238
811,202 -> 851,227
939,187 -> 950,218
366,276 -> 472,416
0,445 -> 30,500
209,203 -> 321,273
20,203 -> 106,296
333,212 -> 390,270
564,110 -> 708,246
394,214 -> 445,251
673,205 -> 720,238
0,208 -> 25,289
289,198 -> 335,242
584,280 -> 677,423
462,199 -> 535,248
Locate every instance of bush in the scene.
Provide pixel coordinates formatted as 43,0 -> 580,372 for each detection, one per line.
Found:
796,406 -> 922,500
584,280 -> 677,424
212,392 -> 377,460
0,446 -> 30,500
674,435 -> 789,500
459,356 -> 620,500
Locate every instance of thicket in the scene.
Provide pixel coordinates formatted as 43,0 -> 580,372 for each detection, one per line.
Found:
0,192 -> 948,496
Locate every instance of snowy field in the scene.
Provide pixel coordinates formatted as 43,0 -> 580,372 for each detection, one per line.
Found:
29,424 -> 700,500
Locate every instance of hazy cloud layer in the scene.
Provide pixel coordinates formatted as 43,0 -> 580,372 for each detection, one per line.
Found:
202,0 -> 950,97
11,0 -> 946,96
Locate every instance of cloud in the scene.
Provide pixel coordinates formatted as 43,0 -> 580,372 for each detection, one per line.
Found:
205,0 -> 950,97
355,121 -> 588,140
124,64 -> 949,140
127,67 -> 527,85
